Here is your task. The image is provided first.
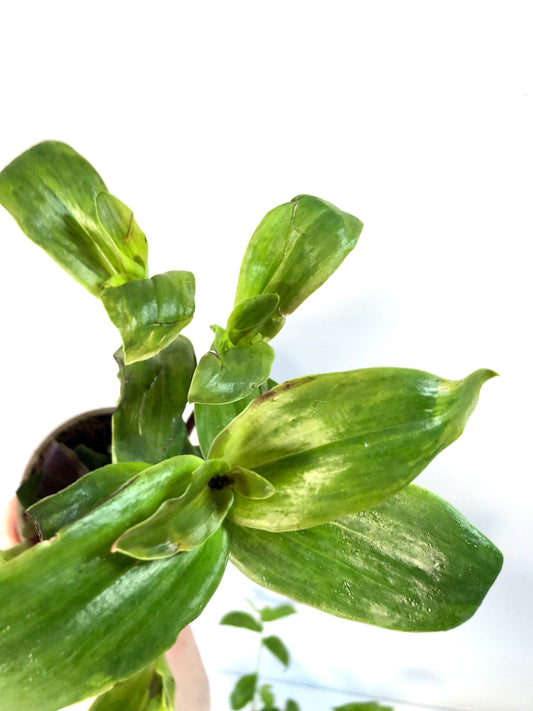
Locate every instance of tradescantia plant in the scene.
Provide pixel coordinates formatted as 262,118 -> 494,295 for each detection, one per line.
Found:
0,141 -> 502,711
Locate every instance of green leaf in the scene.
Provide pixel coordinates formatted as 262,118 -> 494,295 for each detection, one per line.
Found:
234,195 -> 363,339
263,635 -> 290,667
74,443 -> 112,471
195,380 -> 276,457
27,461 -> 148,539
188,337 -> 274,404
285,701 -> 300,711
144,656 -> 176,711
0,141 -> 147,295
229,467 -> 275,499
227,294 -> 280,346
0,541 -> 31,563
89,656 -> 175,710
0,459 -> 228,711
113,336 -> 196,464
210,368 -> 496,531
191,195 -> 362,406
259,684 -> 276,707
113,460 -> 234,559
230,673 -> 258,710
95,191 -> 148,284
112,486 -> 233,559
228,484 -> 503,632
102,271 -> 195,364
220,610 -> 263,632
259,604 -> 297,622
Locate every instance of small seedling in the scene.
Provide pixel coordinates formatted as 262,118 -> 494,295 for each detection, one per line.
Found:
221,601 -> 297,711
220,600 -> 394,711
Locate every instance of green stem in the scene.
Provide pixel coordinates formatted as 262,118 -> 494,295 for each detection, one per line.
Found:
250,635 -> 264,711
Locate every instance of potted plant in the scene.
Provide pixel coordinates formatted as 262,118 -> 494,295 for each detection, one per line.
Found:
0,141 -> 502,711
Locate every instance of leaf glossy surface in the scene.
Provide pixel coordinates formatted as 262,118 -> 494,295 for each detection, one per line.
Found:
102,271 -> 195,363
27,461 -> 148,539
0,456 -> 228,710
211,368 -> 496,530
195,380 -> 275,457
113,336 -> 196,464
234,195 -> 363,339
228,485 -> 502,632
114,460 -> 234,559
0,141 -> 147,295
89,656 -> 175,710
188,338 -> 274,404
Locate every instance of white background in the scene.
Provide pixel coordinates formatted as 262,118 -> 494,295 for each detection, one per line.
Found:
0,2 -> 531,710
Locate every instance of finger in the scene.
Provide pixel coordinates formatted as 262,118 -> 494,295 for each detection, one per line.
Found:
166,626 -> 210,710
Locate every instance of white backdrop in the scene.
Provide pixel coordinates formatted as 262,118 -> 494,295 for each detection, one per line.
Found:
0,3 -> 531,710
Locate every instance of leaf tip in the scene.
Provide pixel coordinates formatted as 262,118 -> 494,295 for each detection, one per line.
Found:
474,368 -> 499,383
462,368 -> 499,398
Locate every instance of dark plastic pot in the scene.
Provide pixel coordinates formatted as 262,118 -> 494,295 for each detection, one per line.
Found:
16,408 -> 114,542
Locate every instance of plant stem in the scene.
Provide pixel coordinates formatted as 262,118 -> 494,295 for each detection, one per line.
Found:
250,635 -> 264,711
186,411 -> 195,436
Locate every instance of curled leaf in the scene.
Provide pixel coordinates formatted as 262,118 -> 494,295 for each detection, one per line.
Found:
113,459 -> 233,559
95,191 -> 148,283
114,487 -> 233,559
113,336 -> 196,464
102,271 -> 195,363
229,467 -> 275,500
227,294 -> 280,346
0,141 -> 147,295
188,338 -> 274,404
195,380 -> 276,457
89,656 -> 175,710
